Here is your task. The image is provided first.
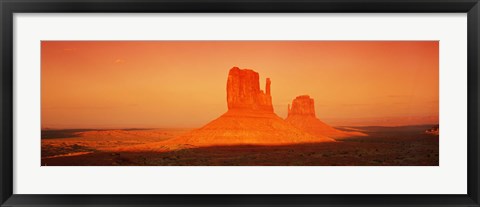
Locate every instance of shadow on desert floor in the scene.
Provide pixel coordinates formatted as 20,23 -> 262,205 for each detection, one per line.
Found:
41,126 -> 439,166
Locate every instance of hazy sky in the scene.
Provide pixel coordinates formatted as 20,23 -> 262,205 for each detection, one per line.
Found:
41,41 -> 439,128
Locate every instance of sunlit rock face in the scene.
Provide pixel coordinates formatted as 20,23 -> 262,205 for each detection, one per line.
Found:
168,67 -> 335,146
287,95 -> 316,117
226,67 -> 273,113
286,95 -> 367,139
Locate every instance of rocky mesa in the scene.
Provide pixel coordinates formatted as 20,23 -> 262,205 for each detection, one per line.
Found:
168,67 -> 335,146
227,67 -> 273,113
286,95 -> 367,138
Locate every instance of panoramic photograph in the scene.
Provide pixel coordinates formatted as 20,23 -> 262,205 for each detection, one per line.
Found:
41,41 -> 439,166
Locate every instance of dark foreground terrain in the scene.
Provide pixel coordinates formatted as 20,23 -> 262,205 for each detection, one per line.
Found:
41,125 -> 438,166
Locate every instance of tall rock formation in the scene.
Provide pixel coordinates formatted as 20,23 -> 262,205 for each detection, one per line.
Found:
169,67 -> 335,146
226,67 -> 273,113
286,95 -> 367,138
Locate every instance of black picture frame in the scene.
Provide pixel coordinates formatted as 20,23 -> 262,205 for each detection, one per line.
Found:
1,0 -> 479,206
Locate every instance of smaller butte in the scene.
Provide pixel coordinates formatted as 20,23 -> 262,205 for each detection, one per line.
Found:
286,95 -> 367,138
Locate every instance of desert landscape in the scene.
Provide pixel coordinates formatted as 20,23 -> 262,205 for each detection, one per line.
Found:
41,66 -> 439,166
41,41 -> 439,166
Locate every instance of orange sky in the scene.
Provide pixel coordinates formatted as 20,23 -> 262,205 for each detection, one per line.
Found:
41,41 -> 439,128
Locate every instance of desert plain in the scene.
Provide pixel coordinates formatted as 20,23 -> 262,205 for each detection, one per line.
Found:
41,125 -> 438,166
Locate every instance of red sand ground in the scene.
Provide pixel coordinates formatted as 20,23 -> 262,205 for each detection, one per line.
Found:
168,110 -> 335,146
286,115 -> 366,138
41,125 -> 439,166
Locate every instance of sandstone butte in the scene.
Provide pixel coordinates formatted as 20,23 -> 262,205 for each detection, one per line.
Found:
285,95 -> 367,138
166,67 -> 335,146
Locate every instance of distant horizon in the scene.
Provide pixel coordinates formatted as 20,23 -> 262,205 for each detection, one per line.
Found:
41,122 -> 440,131
42,41 -> 439,128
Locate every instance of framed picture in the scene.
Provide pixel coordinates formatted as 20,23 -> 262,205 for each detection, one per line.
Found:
1,0 -> 479,206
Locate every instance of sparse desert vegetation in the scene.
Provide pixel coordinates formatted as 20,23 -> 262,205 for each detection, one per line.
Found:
41,125 -> 438,166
